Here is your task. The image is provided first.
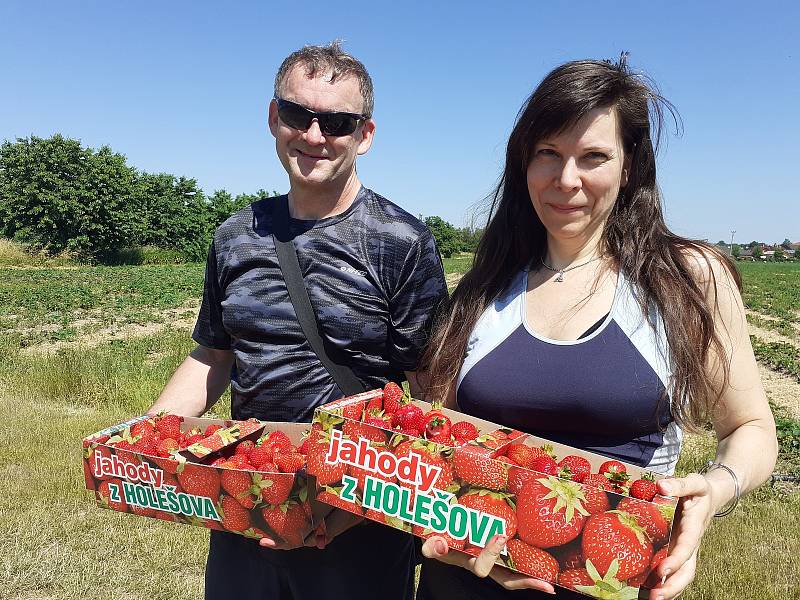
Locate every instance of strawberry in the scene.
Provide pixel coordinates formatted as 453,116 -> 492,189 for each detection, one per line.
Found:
579,477 -> 610,515
528,445 -> 555,461
317,487 -> 363,513
558,455 -> 591,483
530,455 -> 558,476
156,414 -> 183,439
343,418 -> 387,444
391,403 -> 425,431
97,479 -> 128,512
262,500 -> 309,547
558,568 -> 595,590
505,444 -> 535,469
616,497 -> 670,546
629,472 -> 658,502
260,430 -> 293,454
422,409 -> 452,445
451,421 -> 479,445
249,444 -> 274,469
553,540 -> 584,570
275,452 -> 305,473
627,546 -> 668,589
306,430 -> 346,486
131,419 -> 157,439
255,472 -> 295,506
204,424 -> 223,437
598,460 -> 627,476
157,437 -> 179,458
219,495 -> 251,532
394,439 -> 454,491
581,510 -> 653,580
452,445 -> 508,491
562,559 -> 639,596
365,394 -> 383,415
176,463 -> 220,499
507,465 -> 538,495
235,440 -> 256,458
398,426 -> 421,437
382,381 -> 405,415
220,470 -> 258,509
457,489 -> 517,539
504,539 -> 559,583
516,476 -> 589,548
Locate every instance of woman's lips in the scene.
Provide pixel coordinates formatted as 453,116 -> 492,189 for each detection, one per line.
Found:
548,203 -> 584,213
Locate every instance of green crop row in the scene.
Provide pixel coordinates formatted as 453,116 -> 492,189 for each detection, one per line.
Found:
751,336 -> 800,381
738,262 -> 800,322
746,314 -> 799,339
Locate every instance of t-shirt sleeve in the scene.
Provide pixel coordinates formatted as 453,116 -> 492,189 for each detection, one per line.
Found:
192,241 -> 232,350
387,231 -> 448,371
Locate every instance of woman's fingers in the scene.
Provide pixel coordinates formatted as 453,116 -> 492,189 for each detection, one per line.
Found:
650,550 -> 698,600
471,535 -> 507,578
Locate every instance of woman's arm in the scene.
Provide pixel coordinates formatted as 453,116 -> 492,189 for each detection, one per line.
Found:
653,253 -> 777,599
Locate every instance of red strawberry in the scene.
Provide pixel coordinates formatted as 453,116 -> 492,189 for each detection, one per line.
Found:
261,430 -> 293,453
598,460 -> 631,492
598,460 -> 627,476
156,414 -> 183,439
422,410 -> 452,445
627,546 -> 668,589
629,473 -> 658,502
391,403 -> 425,431
343,417 -> 387,444
131,419 -> 157,439
365,394 -> 383,415
249,445 -> 274,469
504,539 -> 559,583
275,452 -> 305,473
398,426 -> 421,437
457,489 -> 517,540
451,421 -> 479,445
204,424 -> 223,437
452,445 -> 508,491
616,497 -> 670,546
262,501 -> 309,546
553,540 -> 584,570
393,439 -> 454,491
220,470 -> 257,509
176,464 -> 220,499
505,444 -> 535,469
382,381 -> 405,415
558,455 -> 591,483
528,445 -> 555,461
235,440 -> 256,458
97,479 -> 128,512
516,476 -> 589,548
220,495 -> 251,532
255,472 -> 295,506
581,511 -> 653,580
317,487 -> 363,513
530,455 -> 559,476
157,437 -> 179,458
579,477 -> 611,515
507,465 -> 538,495
558,568 -> 595,590
306,430 -> 346,486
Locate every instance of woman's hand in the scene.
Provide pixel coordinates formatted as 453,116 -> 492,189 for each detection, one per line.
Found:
258,509 -> 364,550
647,474 -> 717,599
421,534 -> 556,594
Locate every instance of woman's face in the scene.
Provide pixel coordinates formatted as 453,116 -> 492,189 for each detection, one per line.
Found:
527,106 -> 629,246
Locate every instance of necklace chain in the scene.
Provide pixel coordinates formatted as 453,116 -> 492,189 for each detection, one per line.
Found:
540,255 -> 601,282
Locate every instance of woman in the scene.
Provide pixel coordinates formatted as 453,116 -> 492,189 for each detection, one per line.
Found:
416,57 -> 777,599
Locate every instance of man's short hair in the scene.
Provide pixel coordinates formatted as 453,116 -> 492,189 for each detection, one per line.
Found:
274,40 -> 374,118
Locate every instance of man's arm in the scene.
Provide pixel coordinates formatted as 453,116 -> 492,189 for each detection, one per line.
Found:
148,345 -> 234,417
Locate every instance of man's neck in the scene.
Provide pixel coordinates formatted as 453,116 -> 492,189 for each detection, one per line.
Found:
287,173 -> 362,220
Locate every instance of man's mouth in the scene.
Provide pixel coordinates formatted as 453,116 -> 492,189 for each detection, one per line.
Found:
296,149 -> 328,160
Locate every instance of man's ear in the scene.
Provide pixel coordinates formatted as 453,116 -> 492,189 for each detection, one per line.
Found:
356,119 -> 376,156
268,99 -> 279,138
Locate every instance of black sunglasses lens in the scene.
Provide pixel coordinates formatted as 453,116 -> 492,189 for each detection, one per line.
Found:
277,101 -> 313,130
319,113 -> 358,136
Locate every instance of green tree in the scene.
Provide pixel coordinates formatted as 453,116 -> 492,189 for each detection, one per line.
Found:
752,244 -> 763,259
0,135 -> 138,259
424,215 -> 460,258
731,244 -> 741,259
782,238 -> 793,250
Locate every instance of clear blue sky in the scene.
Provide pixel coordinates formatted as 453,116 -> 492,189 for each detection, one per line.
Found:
2,1 -> 797,244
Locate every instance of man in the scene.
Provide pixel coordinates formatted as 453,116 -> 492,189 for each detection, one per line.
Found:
149,42 -> 447,600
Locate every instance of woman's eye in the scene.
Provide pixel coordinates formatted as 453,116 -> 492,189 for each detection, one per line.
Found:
586,152 -> 609,161
536,148 -> 557,157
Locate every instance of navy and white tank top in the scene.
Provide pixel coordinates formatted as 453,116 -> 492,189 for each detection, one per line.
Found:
457,268 -> 682,474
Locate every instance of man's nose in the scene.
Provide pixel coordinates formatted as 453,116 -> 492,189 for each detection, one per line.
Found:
303,119 -> 325,145
555,157 -> 582,191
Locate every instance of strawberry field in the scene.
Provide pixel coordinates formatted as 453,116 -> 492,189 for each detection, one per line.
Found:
0,258 -> 798,599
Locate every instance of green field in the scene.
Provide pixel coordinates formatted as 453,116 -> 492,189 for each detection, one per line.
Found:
0,257 -> 798,599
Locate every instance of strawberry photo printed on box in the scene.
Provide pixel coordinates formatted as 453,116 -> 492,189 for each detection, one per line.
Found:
311,386 -> 677,599
82,414 -> 323,545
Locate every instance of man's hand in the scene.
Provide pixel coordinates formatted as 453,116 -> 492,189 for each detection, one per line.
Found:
257,509 -> 363,551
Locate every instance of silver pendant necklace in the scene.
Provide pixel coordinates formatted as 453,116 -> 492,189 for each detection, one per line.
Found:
540,255 -> 601,282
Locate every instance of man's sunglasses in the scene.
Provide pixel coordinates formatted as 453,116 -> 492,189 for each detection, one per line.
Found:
275,98 -> 368,137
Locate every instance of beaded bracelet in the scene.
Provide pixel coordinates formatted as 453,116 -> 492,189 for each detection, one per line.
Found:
700,460 -> 741,517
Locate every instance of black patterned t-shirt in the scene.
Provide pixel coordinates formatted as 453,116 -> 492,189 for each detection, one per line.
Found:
193,187 -> 448,422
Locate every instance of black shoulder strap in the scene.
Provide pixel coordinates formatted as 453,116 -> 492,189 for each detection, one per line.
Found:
272,196 -> 365,396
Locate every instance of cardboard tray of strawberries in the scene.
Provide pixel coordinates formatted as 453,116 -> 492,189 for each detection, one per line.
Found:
82,413 -> 325,545
310,386 -> 677,599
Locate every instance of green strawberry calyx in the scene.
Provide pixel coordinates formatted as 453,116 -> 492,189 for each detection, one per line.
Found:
538,476 -> 590,522
574,559 -> 640,599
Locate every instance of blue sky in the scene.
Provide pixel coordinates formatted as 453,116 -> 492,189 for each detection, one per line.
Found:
1,1 -> 797,244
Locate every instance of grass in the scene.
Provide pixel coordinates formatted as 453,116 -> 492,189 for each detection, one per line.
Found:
0,257 -> 798,599
738,261 -> 800,323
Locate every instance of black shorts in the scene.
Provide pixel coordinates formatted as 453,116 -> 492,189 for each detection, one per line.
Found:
205,522 -> 416,600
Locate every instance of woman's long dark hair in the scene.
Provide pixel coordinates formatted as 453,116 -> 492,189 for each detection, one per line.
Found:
420,56 -> 739,431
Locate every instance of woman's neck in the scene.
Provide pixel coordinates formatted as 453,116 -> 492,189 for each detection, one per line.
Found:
544,231 -> 604,270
